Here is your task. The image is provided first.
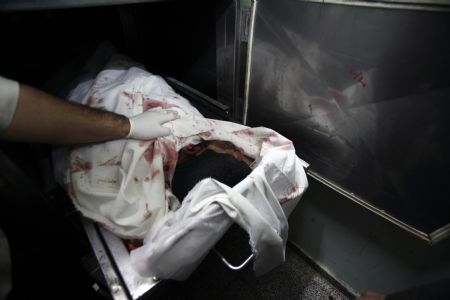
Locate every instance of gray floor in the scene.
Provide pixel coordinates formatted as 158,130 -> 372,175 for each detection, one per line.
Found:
149,231 -> 351,300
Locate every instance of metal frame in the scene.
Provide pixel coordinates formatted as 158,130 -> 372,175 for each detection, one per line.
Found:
82,219 -> 131,300
307,171 -> 450,245
216,0 -> 255,123
166,77 -> 230,117
83,218 -> 160,300
298,0 -> 450,12
242,0 -> 257,125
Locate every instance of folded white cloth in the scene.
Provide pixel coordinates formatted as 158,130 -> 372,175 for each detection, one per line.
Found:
131,136 -> 308,279
54,57 -> 308,278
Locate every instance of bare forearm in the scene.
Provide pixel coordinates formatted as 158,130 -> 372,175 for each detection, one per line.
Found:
1,84 -> 130,144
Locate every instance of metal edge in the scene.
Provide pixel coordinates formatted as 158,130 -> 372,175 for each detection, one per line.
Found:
232,0 -> 240,120
98,228 -> 158,299
81,218 -> 130,300
429,223 -> 450,245
166,77 -> 230,112
288,240 -> 359,297
296,0 -> 450,12
307,171 -> 432,244
242,0 -> 257,125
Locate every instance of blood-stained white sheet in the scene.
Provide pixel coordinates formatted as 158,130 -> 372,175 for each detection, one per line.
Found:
53,56 -> 308,278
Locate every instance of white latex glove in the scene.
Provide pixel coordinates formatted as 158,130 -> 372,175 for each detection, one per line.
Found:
127,109 -> 179,140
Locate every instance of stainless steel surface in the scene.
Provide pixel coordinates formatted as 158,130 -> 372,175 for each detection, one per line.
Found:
213,249 -> 254,271
308,171 -> 431,243
242,0 -> 257,125
0,0 -> 169,11
83,219 -> 160,300
98,228 -> 158,299
379,0 -> 450,4
300,0 -> 450,12
288,176 -> 450,294
216,0 -> 238,110
216,0 -> 254,122
82,219 -> 129,300
246,0 -> 450,237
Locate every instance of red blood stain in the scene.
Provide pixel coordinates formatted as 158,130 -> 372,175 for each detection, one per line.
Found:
123,91 -> 134,100
261,132 -> 277,144
144,144 -> 156,163
86,96 -> 96,107
99,156 -> 120,167
144,203 -> 152,220
70,157 -> 92,173
151,169 -> 161,180
142,98 -> 179,111
233,149 -> 244,161
176,136 -> 188,145
159,141 -> 178,181
86,95 -> 105,106
348,69 -> 367,87
199,131 -> 212,138
233,129 -> 254,136
280,184 -> 300,204
124,239 -> 143,252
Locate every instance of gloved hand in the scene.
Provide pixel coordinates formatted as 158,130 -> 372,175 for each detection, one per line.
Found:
127,109 -> 179,140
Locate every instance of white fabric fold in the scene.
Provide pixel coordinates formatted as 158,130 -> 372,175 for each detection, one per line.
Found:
130,127 -> 308,279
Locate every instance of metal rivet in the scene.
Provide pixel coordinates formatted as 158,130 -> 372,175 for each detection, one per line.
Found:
111,284 -> 121,293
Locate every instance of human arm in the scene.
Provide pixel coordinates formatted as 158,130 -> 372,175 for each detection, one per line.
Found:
356,291 -> 385,300
0,79 -> 178,144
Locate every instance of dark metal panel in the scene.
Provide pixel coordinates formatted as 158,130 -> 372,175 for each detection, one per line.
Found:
0,0 -> 169,11
246,0 -> 450,236
299,0 -> 450,12
216,0 -> 253,122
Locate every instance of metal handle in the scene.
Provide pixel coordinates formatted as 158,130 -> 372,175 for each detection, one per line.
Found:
213,248 -> 254,271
